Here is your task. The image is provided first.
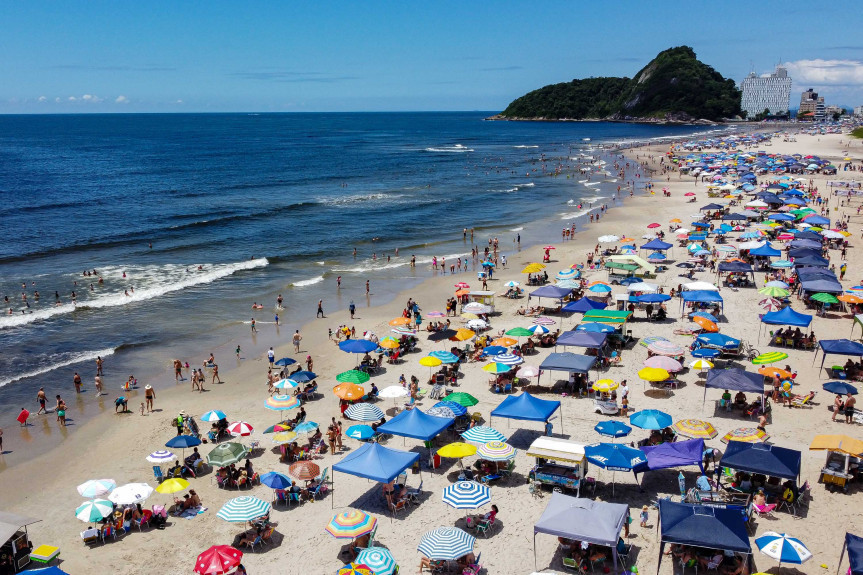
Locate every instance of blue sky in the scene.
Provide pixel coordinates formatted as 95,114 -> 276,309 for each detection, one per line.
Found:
2,1 -> 862,113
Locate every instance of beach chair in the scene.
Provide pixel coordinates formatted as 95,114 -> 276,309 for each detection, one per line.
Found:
462,552 -> 482,575
500,460 -> 515,480
274,489 -> 288,506
134,510 -> 152,531
791,393 -> 815,408
475,517 -> 495,537
152,465 -> 164,484
391,499 -> 407,518
480,471 -> 501,485
502,382 -> 512,394
406,480 -> 424,505
752,503 -> 776,519
261,527 -> 275,546
528,481 -> 543,499
562,557 -> 584,571
589,551 -> 607,572
243,535 -> 263,552
81,528 -> 101,546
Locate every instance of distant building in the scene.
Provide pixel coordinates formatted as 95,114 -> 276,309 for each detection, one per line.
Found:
825,105 -> 845,117
740,66 -> 792,117
798,88 -> 824,121
855,105 -> 863,117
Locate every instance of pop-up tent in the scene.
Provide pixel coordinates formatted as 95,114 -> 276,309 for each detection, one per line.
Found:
539,352 -> 596,376
555,331 -> 608,355
657,500 -> 751,573
719,442 -> 801,483
680,290 -> 724,313
816,339 -> 863,372
703,368 -> 764,408
641,238 -> 673,251
563,297 -> 607,313
641,438 -> 705,473
749,243 -> 782,257
529,285 -> 572,301
377,408 -> 453,441
490,392 -> 561,431
759,306 -> 813,339
333,442 -> 420,503
794,254 -> 831,268
839,532 -> 863,575
533,493 -> 628,570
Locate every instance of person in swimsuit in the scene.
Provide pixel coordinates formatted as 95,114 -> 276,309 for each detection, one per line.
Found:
36,388 -> 47,414
144,385 -> 156,412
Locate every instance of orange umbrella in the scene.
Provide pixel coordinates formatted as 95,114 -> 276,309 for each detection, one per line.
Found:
491,337 -> 517,347
388,317 -> 412,326
333,383 -> 366,400
455,289 -> 470,297
757,366 -> 792,379
839,294 -> 863,304
692,316 -> 719,332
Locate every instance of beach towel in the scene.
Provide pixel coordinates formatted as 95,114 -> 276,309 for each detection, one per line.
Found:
181,506 -> 207,519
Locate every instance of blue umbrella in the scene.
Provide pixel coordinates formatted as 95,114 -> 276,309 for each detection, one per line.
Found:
293,421 -> 319,435
417,527 -> 476,561
771,260 -> 792,268
588,284 -> 612,293
441,481 -> 491,510
260,471 -> 292,490
430,401 -> 467,417
346,424 -> 375,440
584,443 -> 647,471
594,421 -> 632,439
690,311 -> 718,322
635,293 -> 671,303
629,409 -> 672,430
201,410 -> 227,422
339,339 -> 379,354
482,346 -> 507,356
429,351 -> 460,364
289,371 -> 317,383
576,322 -> 616,333
495,353 -> 523,365
696,333 -> 740,349
165,435 -> 202,449
274,357 -> 297,366
822,381 -> 858,395
690,348 -> 721,358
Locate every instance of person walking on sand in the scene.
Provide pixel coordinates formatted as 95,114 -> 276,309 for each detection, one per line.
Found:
317,299 -> 324,318
211,364 -> 221,384
293,330 -> 302,353
267,347 -> 275,367
236,345 -> 241,360
36,387 -> 47,414
145,385 -> 156,412
332,417 -> 343,450
174,359 -> 183,382
250,317 -> 256,333
349,300 -> 356,319
73,372 -> 83,393
845,392 -> 857,424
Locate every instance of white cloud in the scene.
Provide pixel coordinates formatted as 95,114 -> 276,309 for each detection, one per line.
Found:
55,97 -> 61,103
115,95 -> 128,103
68,96 -> 77,102
784,59 -> 863,86
82,94 -> 92,100
175,99 -> 183,104
37,96 -> 47,102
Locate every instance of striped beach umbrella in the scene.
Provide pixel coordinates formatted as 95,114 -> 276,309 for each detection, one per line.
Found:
429,350 -> 460,363
752,351 -> 788,365
272,431 -> 297,445
441,392 -> 478,407
592,379 -> 618,393
495,353 -> 523,366
264,395 -> 301,411
337,370 -> 371,385
721,427 -> 769,444
477,441 -> 516,461
639,335 -> 669,348
643,356 -> 683,372
325,510 -> 378,539
755,532 -> 812,567
293,421 -> 319,435
75,499 -> 114,523
689,359 -> 714,371
216,496 -> 271,523
201,410 -> 227,422
482,362 -> 511,374
77,479 -> 116,499
344,403 -> 384,422
337,564 -> 373,575
442,481 -> 491,510
356,548 -> 397,575
194,545 -> 243,575
647,340 -> 685,357
263,422 -> 292,434
461,426 -> 506,444
672,419 -> 717,439
146,450 -> 175,464
227,421 -> 254,437
392,327 -> 417,336
289,461 -> 320,481
532,316 -> 557,325
527,324 -> 550,335
272,378 -> 300,390
417,527 -> 476,560
557,269 -> 578,280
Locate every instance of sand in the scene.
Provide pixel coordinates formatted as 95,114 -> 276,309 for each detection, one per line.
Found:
2,131 -> 863,575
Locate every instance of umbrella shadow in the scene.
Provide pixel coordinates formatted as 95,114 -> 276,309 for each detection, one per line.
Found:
752,567 -> 807,575
505,428 -> 544,449
453,516 -> 505,538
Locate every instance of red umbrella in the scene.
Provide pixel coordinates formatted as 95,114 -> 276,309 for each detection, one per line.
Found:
543,245 -> 556,250
195,545 -> 243,575
684,192 -> 695,196
647,223 -> 661,229
454,282 -> 470,289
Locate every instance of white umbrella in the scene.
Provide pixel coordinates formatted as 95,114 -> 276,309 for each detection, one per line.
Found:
466,319 -> 488,331
598,235 -> 620,243
108,483 -> 154,505
462,302 -> 492,314
683,281 -> 719,291
272,378 -> 299,390
755,531 -> 812,567
77,479 -> 116,498
518,365 -> 541,378
674,228 -> 691,235
378,385 -> 408,399
822,230 -> 844,239
626,282 -> 657,292
146,450 -> 175,464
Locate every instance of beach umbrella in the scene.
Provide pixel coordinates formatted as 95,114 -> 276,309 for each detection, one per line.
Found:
629,409 -> 672,430
326,510 -> 378,539
638,367 -> 670,382
429,350 -> 460,363
721,427 -> 768,444
592,379 -> 618,393
454,282 -> 470,289
437,442 -> 477,460
265,394 -> 301,411
765,280 -> 789,289
271,431 -> 297,445
518,365 -> 540,378
482,346 -> 507,356
378,338 -> 400,349
532,316 -> 557,325
751,352 -> 788,365
692,316 -> 719,333
452,328 -> 476,341
272,378 -> 300,390
839,294 -> 863,304
442,481 -> 491,510
417,527 -> 476,560
758,366 -> 791,379
392,327 -> 417,336
426,311 -> 446,319
588,283 -> 612,293
344,404 -> 384,422
557,269 -> 578,280
108,483 -> 154,505
811,292 -> 839,304
584,443 -> 647,495
491,336 -> 518,347
598,235 -> 620,243
206,442 -> 248,466
289,371 -> 317,383
461,426 -> 506,444
389,317 -> 413,326
466,319 -> 488,331
201,410 -> 226,422
462,303 -> 492,315
165,434 -> 201,449
77,479 -> 116,499
823,381 -> 857,395
339,339 -> 379,353
156,478 -> 189,495
227,421 -> 254,437
526,324 -> 550,336
356,548 -> 398,575
755,532 -> 812,567
461,313 -> 479,321
482,362 -> 511,374
643,356 -> 683,373
333,383 -> 366,401
75,499 -> 114,523
337,370 -> 371,385
442,392 -> 479,407
293,421 -> 319,435
495,353 -> 523,366
273,357 -> 296,367
627,282 -> 657,292
260,471 -> 292,490
759,286 -> 789,298
346,425 -> 375,440
216,496 -> 271,523
429,401 -> 467,417
647,340 -> 685,357
477,441 -> 516,461
194,545 -> 243,575
758,298 -> 781,312
689,359 -> 714,371
337,564 -> 373,575
503,281 -> 520,288
771,260 -> 792,268
594,421 -> 632,439
146,450 -> 175,464
690,348 -> 721,359
639,336 -> 669,348
378,386 -> 408,399
672,419 -> 717,439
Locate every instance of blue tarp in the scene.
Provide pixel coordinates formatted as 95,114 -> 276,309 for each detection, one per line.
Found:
704,368 -> 764,394
700,203 -> 724,211
539,352 -> 597,374
658,500 -> 752,554
760,307 -> 813,327
795,255 -> 831,268
641,238 -> 674,251
333,442 -> 420,483
642,438 -> 705,473
555,331 -> 607,349
682,290 -> 724,304
695,333 -> 740,349
563,297 -> 608,313
749,243 -> 782,257
376,408 -> 454,441
843,532 -> 863,575
717,261 -> 754,273
635,293 -> 671,303
491,392 -> 560,423
530,285 -> 572,300
719,442 -> 801,481
722,213 -> 749,221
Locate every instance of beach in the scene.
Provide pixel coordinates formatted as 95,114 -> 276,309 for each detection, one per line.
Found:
2,127 -> 863,575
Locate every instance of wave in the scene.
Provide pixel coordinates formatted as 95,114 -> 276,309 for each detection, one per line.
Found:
584,182 -> 601,187
291,275 -> 325,287
510,227 -> 524,232
0,258 -> 269,330
425,144 -> 473,153
579,196 -> 608,203
513,145 -> 539,149
0,347 -> 116,387
332,261 -> 409,274
318,193 -> 406,207
559,209 -> 591,220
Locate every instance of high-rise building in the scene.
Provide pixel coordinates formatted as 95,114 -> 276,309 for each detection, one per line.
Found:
854,106 -> 863,117
740,66 -> 792,117
799,89 -> 822,121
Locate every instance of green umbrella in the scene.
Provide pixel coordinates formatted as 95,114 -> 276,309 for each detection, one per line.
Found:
505,327 -> 533,337
336,369 -> 371,385
811,292 -> 839,304
758,286 -> 789,298
751,351 -> 788,365
441,392 -> 479,407
75,499 -> 113,523
206,441 -> 248,467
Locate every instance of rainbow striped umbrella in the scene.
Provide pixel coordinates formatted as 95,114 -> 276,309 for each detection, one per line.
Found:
672,419 -> 718,439
337,563 -> 373,575
477,441 -> 517,461
721,427 -> 769,444
272,431 -> 298,445
264,395 -> 300,411
325,510 -> 378,539
752,351 -> 788,365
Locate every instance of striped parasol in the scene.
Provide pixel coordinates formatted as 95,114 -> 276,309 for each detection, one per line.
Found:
532,316 -> 556,325
392,327 -> 417,336
495,353 -> 523,365
293,421 -> 319,435
432,401 -> 467,416
75,499 -> 114,523
264,395 -> 301,411
356,548 -> 398,575
592,379 -> 618,393
201,410 -> 227,422
77,479 -> 116,498
289,461 -> 321,481
227,421 -> 254,437
721,427 -> 769,444
639,336 -> 669,348
271,431 -> 298,445
417,527 -> 476,561
263,422 -> 292,434
337,564 -> 373,575
647,340 -> 685,357
643,356 -> 683,372
441,481 -> 491,510
477,441 -> 517,461
426,311 -> 446,318
146,450 -> 175,464
672,419 -> 718,439
461,426 -> 506,444
325,510 -> 378,539
429,350 -> 460,363
557,269 -> 578,280
751,352 -> 788,365
272,378 -> 300,390
527,324 -> 550,335
755,531 -> 812,567
344,403 -> 385,422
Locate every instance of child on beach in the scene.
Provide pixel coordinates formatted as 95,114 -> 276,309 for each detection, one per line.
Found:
639,505 -> 649,527
140,402 -> 146,416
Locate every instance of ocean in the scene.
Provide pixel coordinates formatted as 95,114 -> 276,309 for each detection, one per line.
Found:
0,112 -> 727,433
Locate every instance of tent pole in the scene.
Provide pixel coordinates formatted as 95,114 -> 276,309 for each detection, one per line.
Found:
533,532 -> 537,571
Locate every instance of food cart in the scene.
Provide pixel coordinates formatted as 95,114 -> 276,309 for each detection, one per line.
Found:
810,435 -> 863,493
0,511 -> 41,572
526,437 -> 588,497
466,291 -> 495,313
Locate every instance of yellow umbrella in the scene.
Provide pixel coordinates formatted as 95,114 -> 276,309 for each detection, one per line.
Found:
592,379 -> 618,393
437,442 -> 477,459
461,313 -> 479,320
155,478 -> 189,494
491,337 -> 517,347
419,356 -> 442,367
638,367 -> 670,382
522,263 -> 546,274
453,328 -> 476,341
272,431 -> 298,445
378,339 -> 400,349
670,218 -> 682,223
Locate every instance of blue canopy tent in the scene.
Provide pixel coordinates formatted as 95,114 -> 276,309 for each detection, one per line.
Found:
529,285 -> 572,302
377,408 -> 454,441
722,213 -> 749,221
794,255 -> 831,268
680,290 -> 724,313
703,368 -> 764,409
700,203 -> 725,211
332,442 -> 420,507
801,278 -> 842,295
718,442 -> 801,484
716,261 -> 754,285
635,293 -> 671,303
640,438 -> 706,475
796,231 -> 823,242
816,339 -> 863,373
788,247 -> 822,259
749,243 -> 782,257
759,306 -> 813,339
555,331 -> 608,359
641,238 -> 674,251
657,500 -> 751,573
490,392 -> 562,432
839,532 -> 863,575
539,352 -> 597,377
562,297 -> 608,313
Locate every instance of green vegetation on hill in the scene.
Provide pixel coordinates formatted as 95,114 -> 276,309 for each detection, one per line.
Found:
852,127 -> 863,139
500,46 -> 742,122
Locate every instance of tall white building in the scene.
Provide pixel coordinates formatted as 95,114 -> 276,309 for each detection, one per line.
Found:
740,66 -> 792,117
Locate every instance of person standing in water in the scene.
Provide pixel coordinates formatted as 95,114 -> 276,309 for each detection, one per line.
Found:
250,317 -> 256,333
36,388 -> 47,414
